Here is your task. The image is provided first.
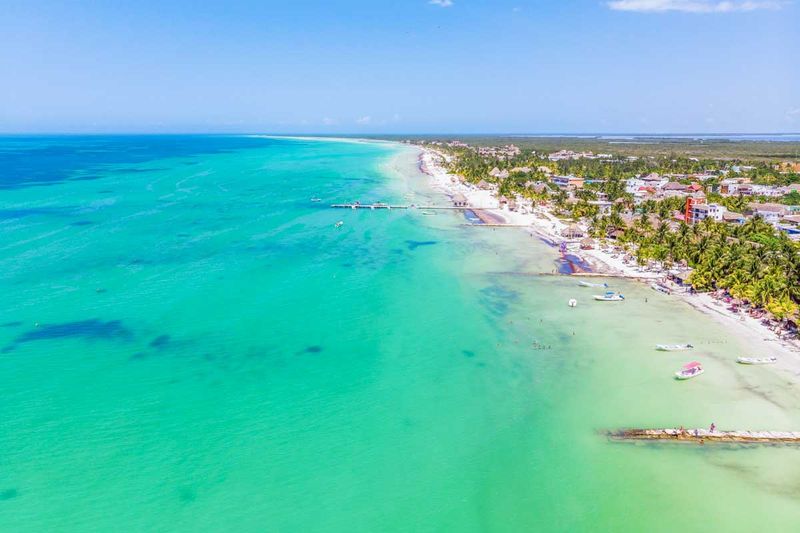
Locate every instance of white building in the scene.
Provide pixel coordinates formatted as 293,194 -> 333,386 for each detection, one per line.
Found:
750,184 -> 785,198
689,203 -> 727,224
748,203 -> 788,225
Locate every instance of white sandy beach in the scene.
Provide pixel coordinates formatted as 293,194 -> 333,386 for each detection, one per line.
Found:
418,146 -> 800,375
419,148 -> 660,278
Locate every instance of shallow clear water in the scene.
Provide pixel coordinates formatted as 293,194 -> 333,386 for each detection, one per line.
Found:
2,136 -> 800,532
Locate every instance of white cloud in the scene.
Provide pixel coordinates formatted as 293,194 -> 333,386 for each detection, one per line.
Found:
356,116 -> 372,125
322,117 -> 337,126
787,108 -> 800,121
607,0 -> 785,13
429,0 -> 454,7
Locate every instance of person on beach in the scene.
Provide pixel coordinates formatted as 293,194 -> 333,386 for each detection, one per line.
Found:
710,423 -> 716,433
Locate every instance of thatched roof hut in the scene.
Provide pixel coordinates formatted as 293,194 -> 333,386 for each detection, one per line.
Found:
562,224 -> 584,239
452,193 -> 468,207
608,229 -> 625,240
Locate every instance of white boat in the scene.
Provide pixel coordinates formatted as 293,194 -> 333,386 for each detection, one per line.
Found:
656,343 -> 693,351
422,211 -> 436,216
737,356 -> 777,365
651,283 -> 671,295
675,362 -> 704,380
568,298 -> 577,308
579,280 -> 608,288
334,221 -> 344,228
310,197 -> 322,202
593,291 -> 624,301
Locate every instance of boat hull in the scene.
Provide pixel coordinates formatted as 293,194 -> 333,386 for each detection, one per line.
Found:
656,345 -> 693,351
737,357 -> 777,365
675,368 -> 704,380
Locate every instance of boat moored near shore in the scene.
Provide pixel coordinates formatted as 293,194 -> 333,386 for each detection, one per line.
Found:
737,356 -> 778,365
593,291 -> 624,302
675,361 -> 704,380
656,343 -> 694,351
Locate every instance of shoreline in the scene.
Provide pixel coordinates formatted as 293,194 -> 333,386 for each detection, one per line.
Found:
415,145 -> 800,375
417,147 -> 661,278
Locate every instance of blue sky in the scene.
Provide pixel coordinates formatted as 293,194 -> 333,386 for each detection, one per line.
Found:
0,0 -> 797,133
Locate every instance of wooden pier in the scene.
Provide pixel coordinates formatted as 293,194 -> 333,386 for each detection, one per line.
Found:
460,223 -> 532,227
331,203 -> 492,210
608,428 -> 800,445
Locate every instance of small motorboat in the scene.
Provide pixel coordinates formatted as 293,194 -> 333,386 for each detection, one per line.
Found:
737,356 -> 777,365
421,211 -> 437,216
310,197 -> 322,202
579,280 -> 608,288
593,291 -> 624,301
656,344 -> 694,351
568,298 -> 577,308
675,361 -> 704,380
334,221 -> 344,228
651,283 -> 671,295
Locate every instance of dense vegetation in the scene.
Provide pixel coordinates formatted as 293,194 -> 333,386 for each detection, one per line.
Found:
391,135 -> 800,160
424,141 -> 800,320
590,212 -> 800,319
436,144 -> 799,206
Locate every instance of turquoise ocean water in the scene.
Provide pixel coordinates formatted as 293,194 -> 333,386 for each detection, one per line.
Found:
2,136 -> 800,532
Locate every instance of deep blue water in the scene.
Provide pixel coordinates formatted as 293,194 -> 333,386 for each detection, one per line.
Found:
0,135 -> 284,189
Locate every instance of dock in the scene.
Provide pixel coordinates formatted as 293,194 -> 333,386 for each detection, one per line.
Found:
608,428 -> 800,445
331,203 -> 492,210
461,223 -> 532,228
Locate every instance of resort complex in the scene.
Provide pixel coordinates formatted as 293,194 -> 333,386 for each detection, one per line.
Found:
413,139 -> 800,333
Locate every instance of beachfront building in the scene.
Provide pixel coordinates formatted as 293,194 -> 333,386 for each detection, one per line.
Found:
689,202 -> 727,224
551,175 -> 584,190
625,174 -> 668,194
630,185 -> 657,205
750,185 -> 785,197
562,224 -> 584,238
625,178 -> 643,194
746,202 -> 789,225
662,182 -> 690,198
722,212 -> 746,224
452,193 -> 468,207
719,178 -> 746,196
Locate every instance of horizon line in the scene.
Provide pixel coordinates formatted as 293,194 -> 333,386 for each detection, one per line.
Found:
1,131 -> 799,137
